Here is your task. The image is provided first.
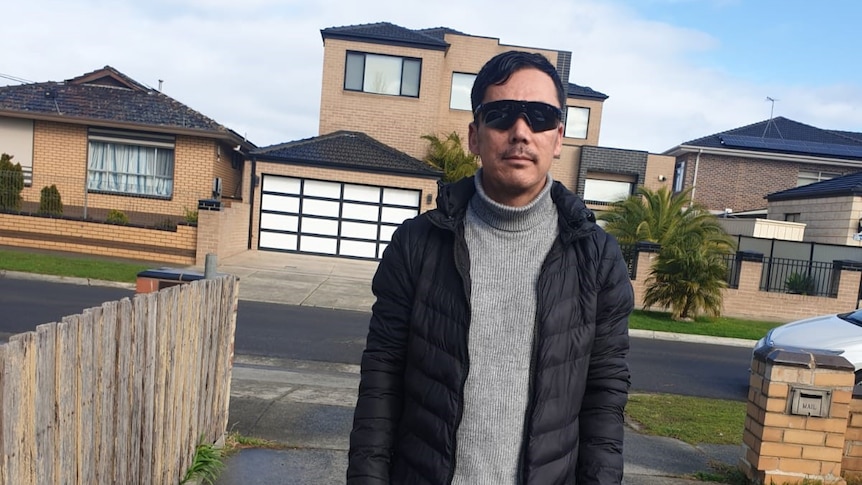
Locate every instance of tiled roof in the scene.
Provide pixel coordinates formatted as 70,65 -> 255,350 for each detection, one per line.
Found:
252,131 -> 442,178
321,22 -> 449,50
415,27 -> 466,41
567,82 -> 608,100
0,66 -> 251,144
766,170 -> 862,201
678,116 -> 862,158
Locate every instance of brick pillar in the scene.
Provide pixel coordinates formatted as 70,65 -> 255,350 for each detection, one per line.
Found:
196,199 -> 222,267
843,390 -> 862,479
741,346 -> 855,484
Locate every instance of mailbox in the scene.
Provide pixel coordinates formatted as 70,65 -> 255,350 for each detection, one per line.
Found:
789,387 -> 831,418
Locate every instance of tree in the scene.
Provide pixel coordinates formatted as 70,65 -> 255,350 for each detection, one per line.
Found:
0,153 -> 24,211
421,132 -> 479,182
599,186 -> 736,320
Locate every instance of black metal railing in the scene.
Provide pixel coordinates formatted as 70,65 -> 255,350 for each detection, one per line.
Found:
760,257 -> 834,297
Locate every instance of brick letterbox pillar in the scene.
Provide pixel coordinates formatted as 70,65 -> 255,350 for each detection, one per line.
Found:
741,346 -> 855,485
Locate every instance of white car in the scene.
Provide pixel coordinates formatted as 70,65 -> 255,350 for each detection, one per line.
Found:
753,309 -> 862,384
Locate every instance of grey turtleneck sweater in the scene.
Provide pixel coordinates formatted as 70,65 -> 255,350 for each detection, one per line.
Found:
451,170 -> 559,485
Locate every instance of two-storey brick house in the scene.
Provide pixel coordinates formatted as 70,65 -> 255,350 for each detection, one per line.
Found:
664,116 -> 862,215
247,22 -> 676,260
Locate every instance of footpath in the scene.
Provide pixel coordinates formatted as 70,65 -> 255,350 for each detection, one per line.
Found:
210,251 -> 751,485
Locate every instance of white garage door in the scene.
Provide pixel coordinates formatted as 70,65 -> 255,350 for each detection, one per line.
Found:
259,175 -> 421,260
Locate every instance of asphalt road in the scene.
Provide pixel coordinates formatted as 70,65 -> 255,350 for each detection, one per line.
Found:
0,278 -> 751,401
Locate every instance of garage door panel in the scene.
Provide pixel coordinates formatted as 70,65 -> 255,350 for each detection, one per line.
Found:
340,240 -> 377,258
300,236 -> 338,255
262,194 -> 299,213
383,187 -> 420,206
260,232 -> 297,251
344,184 -> 381,203
301,217 -> 339,236
342,202 -> 379,222
261,213 -> 298,232
263,176 -> 301,194
304,180 -> 342,198
342,221 -> 379,240
303,199 -> 340,217
381,206 -> 418,224
379,225 -> 397,242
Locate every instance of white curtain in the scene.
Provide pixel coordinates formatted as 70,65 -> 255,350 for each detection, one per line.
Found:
87,142 -> 174,197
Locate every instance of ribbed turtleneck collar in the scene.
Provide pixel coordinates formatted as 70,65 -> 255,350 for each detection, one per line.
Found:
469,168 -> 556,232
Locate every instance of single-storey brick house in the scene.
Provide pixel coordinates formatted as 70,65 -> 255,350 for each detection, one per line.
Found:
0,66 -> 255,263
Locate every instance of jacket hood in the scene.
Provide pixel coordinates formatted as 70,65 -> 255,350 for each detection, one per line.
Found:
432,176 -> 597,238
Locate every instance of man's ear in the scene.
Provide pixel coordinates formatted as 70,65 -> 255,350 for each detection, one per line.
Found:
553,123 -> 563,158
468,122 -> 480,155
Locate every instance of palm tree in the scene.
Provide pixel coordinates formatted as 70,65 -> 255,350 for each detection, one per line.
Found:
599,186 -> 736,320
421,132 -> 478,182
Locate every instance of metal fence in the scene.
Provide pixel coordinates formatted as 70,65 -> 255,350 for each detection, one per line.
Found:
760,257 -> 835,297
624,244 -> 837,297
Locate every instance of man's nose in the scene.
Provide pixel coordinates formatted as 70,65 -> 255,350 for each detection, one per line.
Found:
509,114 -> 532,142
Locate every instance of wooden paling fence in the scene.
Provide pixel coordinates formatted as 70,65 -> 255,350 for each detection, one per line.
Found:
0,275 -> 239,485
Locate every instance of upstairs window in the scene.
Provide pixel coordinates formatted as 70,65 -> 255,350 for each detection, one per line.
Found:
673,160 -> 686,193
797,170 -> 841,187
344,52 -> 421,97
564,106 -> 589,139
87,128 -> 175,198
450,73 -> 476,110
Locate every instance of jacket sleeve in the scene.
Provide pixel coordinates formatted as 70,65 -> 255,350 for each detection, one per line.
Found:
346,225 -> 416,484
577,236 -> 633,484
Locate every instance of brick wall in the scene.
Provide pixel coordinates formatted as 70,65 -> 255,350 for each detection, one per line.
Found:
679,152 -> 859,213
631,249 -> 862,323
25,121 -> 237,218
0,212 -> 196,264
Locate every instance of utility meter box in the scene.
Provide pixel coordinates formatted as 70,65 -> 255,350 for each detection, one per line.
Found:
789,387 -> 831,418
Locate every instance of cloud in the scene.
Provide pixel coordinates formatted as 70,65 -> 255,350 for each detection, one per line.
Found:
3,0 -> 860,154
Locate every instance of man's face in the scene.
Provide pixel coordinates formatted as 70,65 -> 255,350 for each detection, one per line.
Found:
468,67 -> 563,207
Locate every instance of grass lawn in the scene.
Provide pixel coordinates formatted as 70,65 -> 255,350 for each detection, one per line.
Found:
630,310 -> 776,341
0,248 -> 152,283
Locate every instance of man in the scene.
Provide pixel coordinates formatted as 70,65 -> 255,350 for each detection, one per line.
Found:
347,50 -> 633,485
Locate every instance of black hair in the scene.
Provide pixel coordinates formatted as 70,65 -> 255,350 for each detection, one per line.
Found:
470,50 -> 565,116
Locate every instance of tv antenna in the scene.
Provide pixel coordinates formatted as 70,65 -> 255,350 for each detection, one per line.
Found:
763,96 -> 783,138
766,96 -> 779,119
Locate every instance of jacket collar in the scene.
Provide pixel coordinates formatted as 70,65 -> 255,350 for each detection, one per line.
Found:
430,176 -> 596,239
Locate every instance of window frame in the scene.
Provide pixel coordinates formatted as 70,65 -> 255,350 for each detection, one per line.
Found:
343,51 -> 422,98
673,160 -> 686,193
564,106 -> 590,139
797,170 -> 842,187
449,72 -> 476,111
86,128 -> 176,199
582,176 -> 634,207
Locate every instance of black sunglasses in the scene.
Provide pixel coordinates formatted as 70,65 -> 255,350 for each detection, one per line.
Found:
473,100 -> 562,132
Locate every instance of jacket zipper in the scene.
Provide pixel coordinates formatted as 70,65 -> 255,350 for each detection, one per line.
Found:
516,240 -> 563,485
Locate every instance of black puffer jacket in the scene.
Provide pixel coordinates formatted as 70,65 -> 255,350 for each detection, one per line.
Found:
347,176 -> 632,485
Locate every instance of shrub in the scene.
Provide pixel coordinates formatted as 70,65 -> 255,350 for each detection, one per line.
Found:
184,207 -> 199,225
106,209 -> 129,225
38,185 -> 63,215
785,272 -> 817,295
0,153 -> 24,211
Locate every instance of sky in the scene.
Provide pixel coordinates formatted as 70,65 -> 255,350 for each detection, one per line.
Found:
2,0 -> 861,154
